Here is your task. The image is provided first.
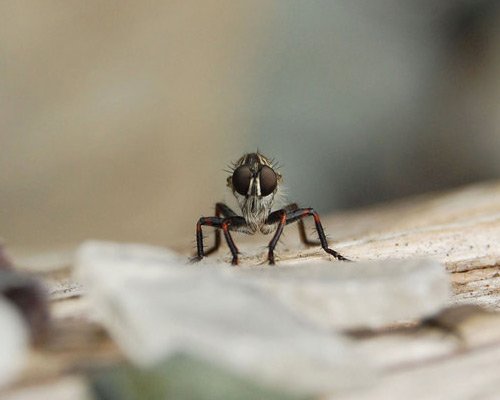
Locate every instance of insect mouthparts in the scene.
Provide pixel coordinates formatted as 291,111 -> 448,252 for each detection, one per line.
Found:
250,198 -> 257,213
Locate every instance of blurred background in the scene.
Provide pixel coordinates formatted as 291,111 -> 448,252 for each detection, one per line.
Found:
1,0 -> 499,251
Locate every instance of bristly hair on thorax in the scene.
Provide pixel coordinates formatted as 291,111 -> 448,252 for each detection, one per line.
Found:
226,152 -> 283,234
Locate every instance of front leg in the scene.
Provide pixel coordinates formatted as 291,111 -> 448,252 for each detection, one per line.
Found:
266,210 -> 287,265
220,217 -> 246,265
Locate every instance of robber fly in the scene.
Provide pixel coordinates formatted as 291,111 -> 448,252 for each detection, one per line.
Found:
193,152 -> 350,265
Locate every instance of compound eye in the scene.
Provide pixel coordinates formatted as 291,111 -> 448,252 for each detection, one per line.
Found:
232,166 -> 252,195
259,166 -> 277,196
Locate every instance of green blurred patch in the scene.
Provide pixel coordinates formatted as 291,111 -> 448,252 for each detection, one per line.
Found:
89,353 -> 309,400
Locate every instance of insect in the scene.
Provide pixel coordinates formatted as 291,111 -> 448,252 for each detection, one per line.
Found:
193,152 -> 350,265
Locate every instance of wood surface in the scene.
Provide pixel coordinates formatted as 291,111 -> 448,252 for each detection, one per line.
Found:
3,181 -> 500,399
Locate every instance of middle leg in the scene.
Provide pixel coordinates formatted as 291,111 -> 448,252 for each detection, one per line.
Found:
194,214 -> 246,265
264,207 -> 350,264
204,203 -> 239,256
283,203 -> 320,246
284,208 -> 350,261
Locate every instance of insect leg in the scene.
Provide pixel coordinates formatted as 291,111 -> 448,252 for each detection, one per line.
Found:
265,210 -> 287,265
194,214 -> 246,265
204,203 -> 239,256
282,203 -> 319,246
221,219 -> 239,265
194,216 -> 223,262
284,208 -> 350,261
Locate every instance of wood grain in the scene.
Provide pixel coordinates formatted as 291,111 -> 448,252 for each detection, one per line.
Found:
4,181 -> 500,399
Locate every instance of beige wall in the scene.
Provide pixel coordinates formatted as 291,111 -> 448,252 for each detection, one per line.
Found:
0,1 -> 273,249
1,1 -> 499,252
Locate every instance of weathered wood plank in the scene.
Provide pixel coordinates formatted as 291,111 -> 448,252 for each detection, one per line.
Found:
3,181 -> 500,399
